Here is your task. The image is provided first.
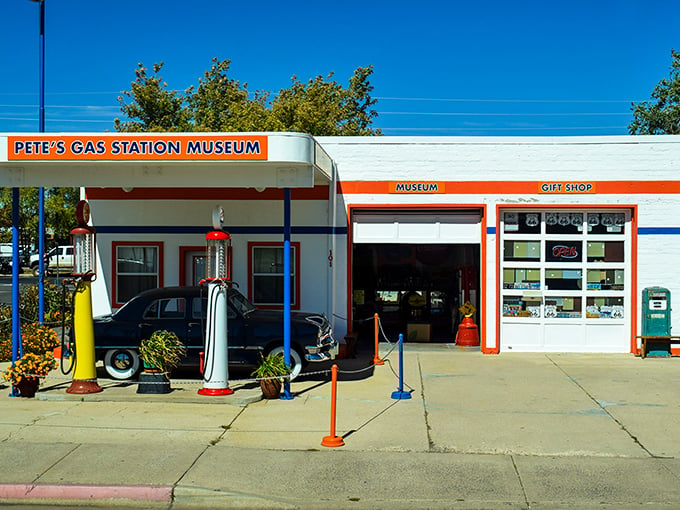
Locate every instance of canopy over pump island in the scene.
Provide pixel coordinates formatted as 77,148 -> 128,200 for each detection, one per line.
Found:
2,133 -> 680,364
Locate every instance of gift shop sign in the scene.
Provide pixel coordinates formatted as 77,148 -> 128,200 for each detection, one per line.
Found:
539,182 -> 596,193
7,135 -> 268,161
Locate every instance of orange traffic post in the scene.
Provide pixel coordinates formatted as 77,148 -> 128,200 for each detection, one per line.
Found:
372,313 -> 385,365
321,364 -> 345,448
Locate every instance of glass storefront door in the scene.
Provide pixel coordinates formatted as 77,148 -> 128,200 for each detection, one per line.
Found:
500,209 -> 631,352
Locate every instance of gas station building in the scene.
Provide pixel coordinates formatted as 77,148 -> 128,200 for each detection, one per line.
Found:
2,132 -> 680,355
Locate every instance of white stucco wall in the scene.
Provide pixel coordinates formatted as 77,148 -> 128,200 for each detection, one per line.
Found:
85,135 -> 680,352
320,135 -> 680,351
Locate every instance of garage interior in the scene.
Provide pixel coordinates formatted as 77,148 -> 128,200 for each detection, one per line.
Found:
351,243 -> 480,345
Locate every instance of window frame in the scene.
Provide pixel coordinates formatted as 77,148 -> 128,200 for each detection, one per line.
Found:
247,241 -> 301,310
112,241 -> 164,307
500,208 -> 629,322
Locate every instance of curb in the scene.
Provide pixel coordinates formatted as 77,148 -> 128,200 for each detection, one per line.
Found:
0,483 -> 173,502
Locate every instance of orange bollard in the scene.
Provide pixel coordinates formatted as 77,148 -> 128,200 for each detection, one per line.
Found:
321,364 -> 345,447
372,313 -> 385,365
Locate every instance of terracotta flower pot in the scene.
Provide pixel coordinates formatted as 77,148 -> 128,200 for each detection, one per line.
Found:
17,377 -> 40,398
260,378 -> 282,399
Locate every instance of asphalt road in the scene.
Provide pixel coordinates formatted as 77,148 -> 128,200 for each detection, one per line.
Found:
0,274 -> 65,305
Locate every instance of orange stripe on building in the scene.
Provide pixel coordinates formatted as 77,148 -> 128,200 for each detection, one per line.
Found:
339,181 -> 680,195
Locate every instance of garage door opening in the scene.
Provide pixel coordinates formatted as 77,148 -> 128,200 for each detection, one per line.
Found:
350,208 -> 483,347
352,243 -> 480,344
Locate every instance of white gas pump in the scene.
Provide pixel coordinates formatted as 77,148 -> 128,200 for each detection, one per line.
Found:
198,206 -> 234,396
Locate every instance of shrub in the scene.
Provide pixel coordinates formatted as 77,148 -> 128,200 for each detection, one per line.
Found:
21,323 -> 59,355
0,306 -> 10,360
20,281 -> 73,327
0,323 -> 59,363
0,282 -> 72,361
3,352 -> 57,385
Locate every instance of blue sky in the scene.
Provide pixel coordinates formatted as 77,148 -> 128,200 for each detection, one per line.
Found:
0,0 -> 676,136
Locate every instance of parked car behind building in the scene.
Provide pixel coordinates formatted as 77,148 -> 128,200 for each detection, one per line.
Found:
0,244 -> 12,273
30,245 -> 74,276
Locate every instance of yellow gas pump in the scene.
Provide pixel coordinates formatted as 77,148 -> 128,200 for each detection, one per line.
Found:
66,200 -> 102,394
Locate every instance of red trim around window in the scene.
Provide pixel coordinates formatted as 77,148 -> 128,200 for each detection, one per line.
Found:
247,241 -> 301,310
111,241 -> 164,307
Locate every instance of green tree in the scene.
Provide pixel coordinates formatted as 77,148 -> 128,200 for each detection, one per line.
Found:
114,63 -> 191,132
629,50 -> 680,135
0,187 -> 79,248
188,58 -> 275,132
271,66 -> 381,135
115,59 -> 382,136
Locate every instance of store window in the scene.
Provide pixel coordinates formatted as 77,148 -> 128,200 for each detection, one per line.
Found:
500,209 -> 628,322
248,242 -> 300,309
113,242 -> 163,306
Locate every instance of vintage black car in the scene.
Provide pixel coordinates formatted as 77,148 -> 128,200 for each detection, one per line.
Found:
92,286 -> 336,380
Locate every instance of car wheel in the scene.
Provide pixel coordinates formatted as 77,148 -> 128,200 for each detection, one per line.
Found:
267,345 -> 304,380
31,265 -> 40,277
103,349 -> 141,380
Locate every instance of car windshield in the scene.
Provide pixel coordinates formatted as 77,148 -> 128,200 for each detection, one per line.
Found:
229,290 -> 257,315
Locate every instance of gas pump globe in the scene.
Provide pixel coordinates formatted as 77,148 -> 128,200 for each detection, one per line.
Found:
205,231 -> 230,281
71,200 -> 96,279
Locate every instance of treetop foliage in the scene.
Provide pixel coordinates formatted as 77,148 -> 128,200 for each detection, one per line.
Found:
0,187 -> 79,247
115,58 -> 382,136
629,50 -> 680,135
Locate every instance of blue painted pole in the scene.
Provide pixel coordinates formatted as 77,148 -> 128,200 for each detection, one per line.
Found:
391,333 -> 411,400
37,0 -> 46,323
10,189 -> 22,397
38,189 -> 45,323
281,188 -> 293,400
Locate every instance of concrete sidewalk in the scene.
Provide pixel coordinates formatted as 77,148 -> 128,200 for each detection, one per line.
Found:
2,344 -> 680,508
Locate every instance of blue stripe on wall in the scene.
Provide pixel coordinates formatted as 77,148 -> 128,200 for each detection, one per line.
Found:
96,226 -> 348,235
638,228 -> 680,235
95,226 -> 680,236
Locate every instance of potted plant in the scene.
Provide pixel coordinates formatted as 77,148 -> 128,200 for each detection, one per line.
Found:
3,352 -> 57,398
251,352 -> 292,399
137,330 -> 187,394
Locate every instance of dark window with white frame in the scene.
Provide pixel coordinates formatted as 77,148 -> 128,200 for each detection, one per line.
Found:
249,243 -> 299,309
113,242 -> 163,305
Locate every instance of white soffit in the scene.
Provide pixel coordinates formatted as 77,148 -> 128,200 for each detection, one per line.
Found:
0,132 -> 333,188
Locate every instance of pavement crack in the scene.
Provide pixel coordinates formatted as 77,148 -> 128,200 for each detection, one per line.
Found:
546,354 -> 657,458
175,406 -> 247,487
511,455 -> 531,509
32,443 -> 82,484
417,355 -> 436,451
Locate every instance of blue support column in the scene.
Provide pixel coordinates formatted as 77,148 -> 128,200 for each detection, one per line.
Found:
10,189 -> 22,397
37,0 -> 46,323
38,188 -> 45,323
281,187 -> 293,400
